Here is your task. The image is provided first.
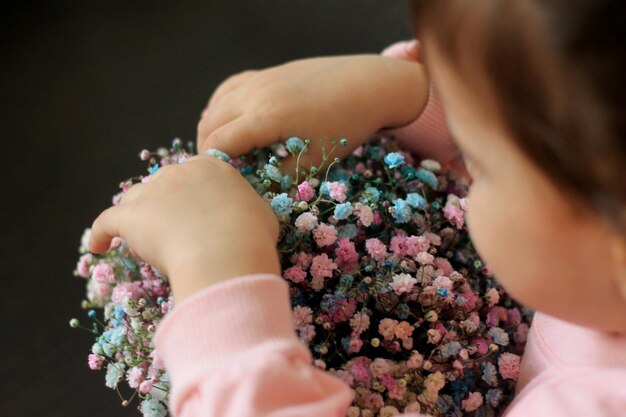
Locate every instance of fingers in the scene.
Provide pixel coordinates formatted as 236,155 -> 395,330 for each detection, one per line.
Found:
88,205 -> 125,254
203,70 -> 259,116
198,114 -> 276,158
197,102 -> 242,153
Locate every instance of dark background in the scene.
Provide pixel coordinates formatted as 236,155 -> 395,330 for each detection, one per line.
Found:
1,1 -> 413,416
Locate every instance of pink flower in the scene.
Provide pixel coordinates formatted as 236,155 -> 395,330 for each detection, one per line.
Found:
434,257 -> 453,275
424,232 -> 442,246
111,282 -> 142,304
88,354 -> 103,370
362,392 -> 384,412
379,406 -> 400,417
295,181 -> 315,202
394,321 -> 414,341
415,251 -> 435,265
127,366 -> 145,388
357,204 -> 374,227
284,266 -> 307,283
515,323 -> 530,344
349,336 -> 364,353
348,359 -> 372,383
298,324 -> 316,343
92,262 -> 115,284
327,181 -> 348,202
378,318 -> 399,341
310,275 -> 325,291
312,223 -> 338,247
404,402 -> 421,414
462,392 -> 484,412
507,308 -> 522,326
334,238 -> 358,269
138,380 -> 153,395
498,353 -> 521,380
406,351 -> 424,369
365,238 -> 388,262
433,275 -> 453,290
349,312 -> 371,334
486,288 -> 500,307
390,234 -> 408,256
473,338 -> 489,356
290,251 -> 313,269
292,305 -> 313,326
294,212 -> 318,232
369,358 -> 392,378
405,235 -> 430,257
310,253 -> 337,279
443,194 -> 465,229
372,210 -> 383,225
388,384 -> 407,400
76,253 -> 92,278
390,273 -> 417,295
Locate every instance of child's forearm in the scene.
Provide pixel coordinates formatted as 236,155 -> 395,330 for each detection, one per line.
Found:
167,234 -> 281,303
374,55 -> 431,131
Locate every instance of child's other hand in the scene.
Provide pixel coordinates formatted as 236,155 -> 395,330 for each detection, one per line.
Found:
197,55 -> 429,177
87,155 -> 280,302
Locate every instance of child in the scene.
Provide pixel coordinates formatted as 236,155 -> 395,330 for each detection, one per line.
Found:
88,1 -> 626,416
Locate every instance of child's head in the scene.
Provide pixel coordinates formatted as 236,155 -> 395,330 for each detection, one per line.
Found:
409,0 -> 626,331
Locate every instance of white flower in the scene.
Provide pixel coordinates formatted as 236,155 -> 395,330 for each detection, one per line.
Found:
294,212 -> 318,232
105,362 -> 125,389
140,398 -> 167,417
79,228 -> 92,254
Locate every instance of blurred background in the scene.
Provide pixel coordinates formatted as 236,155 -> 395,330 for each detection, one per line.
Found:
1,1 -> 413,416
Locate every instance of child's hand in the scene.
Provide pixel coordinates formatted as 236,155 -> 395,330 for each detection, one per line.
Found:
197,54 -> 429,177
87,155 -> 281,302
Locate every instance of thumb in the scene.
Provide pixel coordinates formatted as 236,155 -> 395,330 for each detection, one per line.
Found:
198,114 -> 276,158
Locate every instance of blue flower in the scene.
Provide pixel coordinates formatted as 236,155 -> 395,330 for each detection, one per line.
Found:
416,168 -> 439,189
148,164 -> 159,175
264,164 -> 282,182
360,186 -> 380,204
392,199 -> 412,223
105,362 -> 125,388
334,202 -> 353,220
204,148 -> 231,162
280,174 -> 292,190
91,342 -> 104,356
285,137 -> 305,154
481,362 -> 498,386
337,223 -> 358,239
109,326 -> 126,345
440,341 -> 462,358
405,192 -> 426,209
321,294 -> 340,313
140,398 -> 167,417
270,193 -> 293,215
486,388 -> 504,407
489,327 -> 510,346
396,303 -> 410,319
339,274 -> 354,288
383,152 -> 405,168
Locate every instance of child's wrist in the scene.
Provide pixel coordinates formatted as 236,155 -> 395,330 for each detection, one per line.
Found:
167,235 -> 281,303
376,57 -> 430,130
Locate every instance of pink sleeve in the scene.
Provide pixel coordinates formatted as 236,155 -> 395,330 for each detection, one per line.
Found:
154,274 -> 428,417
503,372 -> 626,417
379,40 -> 468,177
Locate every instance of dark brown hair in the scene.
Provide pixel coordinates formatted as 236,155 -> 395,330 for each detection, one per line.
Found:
409,0 -> 626,232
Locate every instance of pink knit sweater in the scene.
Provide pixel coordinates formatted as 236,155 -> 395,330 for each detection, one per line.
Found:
154,41 -> 626,417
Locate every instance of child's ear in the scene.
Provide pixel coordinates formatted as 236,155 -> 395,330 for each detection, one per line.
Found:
610,233 -> 626,303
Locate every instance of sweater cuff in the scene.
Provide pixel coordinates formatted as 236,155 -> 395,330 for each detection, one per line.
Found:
154,273 -> 303,381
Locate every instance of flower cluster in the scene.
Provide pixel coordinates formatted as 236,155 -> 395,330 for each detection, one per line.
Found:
72,134 -> 532,417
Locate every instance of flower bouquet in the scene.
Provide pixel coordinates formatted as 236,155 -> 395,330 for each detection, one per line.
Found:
72,133 -> 532,417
